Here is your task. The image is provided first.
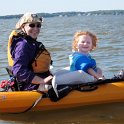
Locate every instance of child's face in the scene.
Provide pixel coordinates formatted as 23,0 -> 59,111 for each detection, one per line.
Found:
77,34 -> 93,53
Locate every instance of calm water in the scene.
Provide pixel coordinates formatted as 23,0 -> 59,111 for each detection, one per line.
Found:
0,15 -> 124,123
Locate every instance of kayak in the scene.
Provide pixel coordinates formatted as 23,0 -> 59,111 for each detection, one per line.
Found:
0,80 -> 124,113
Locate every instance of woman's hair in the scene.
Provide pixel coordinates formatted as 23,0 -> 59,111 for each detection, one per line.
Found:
72,31 -> 98,51
15,13 -> 43,30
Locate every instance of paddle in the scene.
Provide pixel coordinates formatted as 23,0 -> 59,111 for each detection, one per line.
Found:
48,78 -> 124,102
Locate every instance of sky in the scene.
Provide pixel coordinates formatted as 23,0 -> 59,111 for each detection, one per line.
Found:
0,0 -> 124,16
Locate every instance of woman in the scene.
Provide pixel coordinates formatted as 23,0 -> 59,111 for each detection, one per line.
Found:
7,13 -> 53,91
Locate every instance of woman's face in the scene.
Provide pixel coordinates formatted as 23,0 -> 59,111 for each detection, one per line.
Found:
77,34 -> 93,53
23,22 -> 41,39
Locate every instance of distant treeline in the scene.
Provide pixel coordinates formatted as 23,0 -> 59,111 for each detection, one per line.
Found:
0,10 -> 124,19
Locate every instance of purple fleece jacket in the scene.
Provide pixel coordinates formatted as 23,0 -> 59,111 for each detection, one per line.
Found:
10,35 -> 51,90
11,37 -> 37,84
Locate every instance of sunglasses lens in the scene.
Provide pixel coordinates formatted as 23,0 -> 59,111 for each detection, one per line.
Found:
29,23 -> 35,28
37,23 -> 41,28
29,23 -> 41,28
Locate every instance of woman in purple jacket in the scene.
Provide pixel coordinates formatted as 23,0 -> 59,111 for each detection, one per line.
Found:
8,13 -> 53,91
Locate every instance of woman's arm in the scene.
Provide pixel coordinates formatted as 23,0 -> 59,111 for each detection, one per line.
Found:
12,40 -> 36,83
31,75 -> 53,84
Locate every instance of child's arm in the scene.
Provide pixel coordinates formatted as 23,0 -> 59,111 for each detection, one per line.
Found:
87,68 -> 104,80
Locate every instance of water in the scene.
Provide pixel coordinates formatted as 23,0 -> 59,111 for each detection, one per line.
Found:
0,15 -> 124,123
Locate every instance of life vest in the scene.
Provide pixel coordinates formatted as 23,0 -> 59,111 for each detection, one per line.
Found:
69,52 -> 97,73
8,30 -> 52,73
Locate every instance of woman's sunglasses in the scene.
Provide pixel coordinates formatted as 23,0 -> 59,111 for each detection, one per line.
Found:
29,23 -> 41,28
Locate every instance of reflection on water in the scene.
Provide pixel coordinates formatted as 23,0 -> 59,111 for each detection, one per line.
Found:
0,103 -> 124,124
0,15 -> 124,124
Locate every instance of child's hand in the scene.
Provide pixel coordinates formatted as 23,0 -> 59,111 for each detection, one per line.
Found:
98,76 -> 105,80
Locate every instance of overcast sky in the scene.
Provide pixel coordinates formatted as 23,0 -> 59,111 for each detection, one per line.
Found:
0,0 -> 124,16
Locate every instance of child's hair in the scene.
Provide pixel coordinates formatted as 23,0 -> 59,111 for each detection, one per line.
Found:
72,31 -> 98,51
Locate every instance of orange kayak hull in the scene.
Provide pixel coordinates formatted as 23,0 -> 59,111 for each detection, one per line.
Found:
0,82 -> 124,113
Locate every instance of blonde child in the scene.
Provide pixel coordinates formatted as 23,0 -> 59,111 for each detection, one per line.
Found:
69,31 -> 105,80
51,31 -> 105,97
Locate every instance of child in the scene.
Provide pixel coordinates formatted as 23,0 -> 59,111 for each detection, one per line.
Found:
69,31 -> 105,80
51,31 -> 104,98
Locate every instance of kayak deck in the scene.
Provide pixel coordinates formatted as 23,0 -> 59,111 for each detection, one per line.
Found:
0,82 -> 124,113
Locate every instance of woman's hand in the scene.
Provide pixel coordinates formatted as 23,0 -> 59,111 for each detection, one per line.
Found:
44,75 -> 53,84
32,75 -> 53,84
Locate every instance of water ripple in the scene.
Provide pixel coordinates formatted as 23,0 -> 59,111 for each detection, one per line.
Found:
0,15 -> 124,79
